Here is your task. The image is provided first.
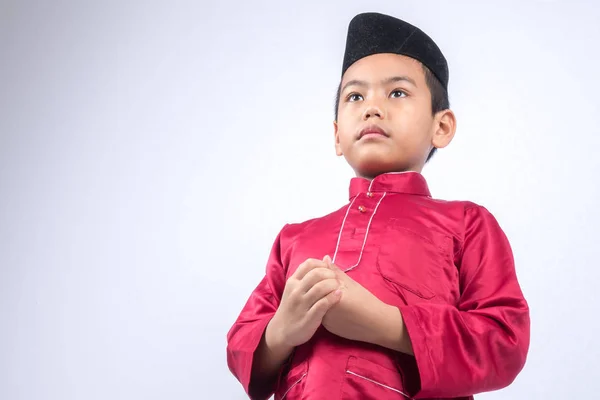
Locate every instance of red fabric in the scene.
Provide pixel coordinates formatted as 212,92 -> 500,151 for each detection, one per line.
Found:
226,172 -> 530,400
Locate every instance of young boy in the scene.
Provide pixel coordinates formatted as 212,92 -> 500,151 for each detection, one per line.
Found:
226,12 -> 530,400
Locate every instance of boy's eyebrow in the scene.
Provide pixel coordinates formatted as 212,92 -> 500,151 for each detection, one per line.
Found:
341,76 -> 417,92
384,75 -> 417,87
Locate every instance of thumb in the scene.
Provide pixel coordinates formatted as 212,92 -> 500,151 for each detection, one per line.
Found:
329,261 -> 341,272
323,255 -> 341,272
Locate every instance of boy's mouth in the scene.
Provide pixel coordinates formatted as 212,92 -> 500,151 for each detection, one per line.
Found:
358,125 -> 389,140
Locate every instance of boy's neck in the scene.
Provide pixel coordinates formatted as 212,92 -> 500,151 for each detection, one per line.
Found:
356,169 -> 422,181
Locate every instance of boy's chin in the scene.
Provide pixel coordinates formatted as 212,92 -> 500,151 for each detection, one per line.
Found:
352,159 -> 406,179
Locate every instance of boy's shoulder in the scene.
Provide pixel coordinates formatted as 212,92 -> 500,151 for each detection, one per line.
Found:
427,197 -> 502,225
429,197 -> 491,213
279,204 -> 349,240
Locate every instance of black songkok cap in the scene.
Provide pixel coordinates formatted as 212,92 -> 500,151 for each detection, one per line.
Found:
341,12 -> 449,90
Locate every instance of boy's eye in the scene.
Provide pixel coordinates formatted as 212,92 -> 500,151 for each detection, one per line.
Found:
390,90 -> 407,98
347,93 -> 363,102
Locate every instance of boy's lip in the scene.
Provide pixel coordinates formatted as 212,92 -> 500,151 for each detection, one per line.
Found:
358,125 -> 389,139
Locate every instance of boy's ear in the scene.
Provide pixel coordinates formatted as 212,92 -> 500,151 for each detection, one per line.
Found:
431,109 -> 457,150
333,121 -> 343,156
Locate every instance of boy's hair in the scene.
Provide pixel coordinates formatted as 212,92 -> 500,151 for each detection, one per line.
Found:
334,64 -> 450,162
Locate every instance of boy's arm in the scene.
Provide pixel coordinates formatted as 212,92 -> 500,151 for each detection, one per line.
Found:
251,321 -> 295,390
384,205 -> 530,398
226,228 -> 289,400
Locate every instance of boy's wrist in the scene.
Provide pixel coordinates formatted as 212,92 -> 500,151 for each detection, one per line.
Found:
265,316 -> 294,362
373,304 -> 414,355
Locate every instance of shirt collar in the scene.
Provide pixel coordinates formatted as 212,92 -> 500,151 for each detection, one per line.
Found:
349,171 -> 431,200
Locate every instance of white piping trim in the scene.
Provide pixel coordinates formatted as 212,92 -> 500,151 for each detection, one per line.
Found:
332,186 -> 387,271
280,372 -> 307,400
332,197 -> 357,264
343,192 -> 386,273
346,370 -> 412,399
333,173 -> 412,269
367,178 -> 376,192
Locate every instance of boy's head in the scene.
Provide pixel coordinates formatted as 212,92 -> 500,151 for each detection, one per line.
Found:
333,13 -> 456,179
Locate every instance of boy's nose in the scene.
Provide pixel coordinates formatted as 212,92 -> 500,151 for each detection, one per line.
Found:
362,104 -> 385,120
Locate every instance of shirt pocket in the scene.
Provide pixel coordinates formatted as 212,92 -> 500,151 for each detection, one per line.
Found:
342,356 -> 411,399
376,223 -> 456,305
274,359 -> 308,400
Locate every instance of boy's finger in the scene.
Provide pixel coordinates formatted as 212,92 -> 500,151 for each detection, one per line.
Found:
300,267 -> 337,292
307,288 -> 342,320
292,258 -> 328,280
304,278 -> 339,308
322,255 -> 342,273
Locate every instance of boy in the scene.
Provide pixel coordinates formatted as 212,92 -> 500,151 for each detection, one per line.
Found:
226,12 -> 530,400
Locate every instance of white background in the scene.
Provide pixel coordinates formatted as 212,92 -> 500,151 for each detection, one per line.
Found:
1,0 -> 599,399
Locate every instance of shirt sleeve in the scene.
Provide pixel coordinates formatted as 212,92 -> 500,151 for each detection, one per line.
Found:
226,225 -> 289,400
398,205 -> 530,399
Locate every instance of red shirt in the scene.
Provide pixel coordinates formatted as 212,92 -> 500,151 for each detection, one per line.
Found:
227,172 -> 530,399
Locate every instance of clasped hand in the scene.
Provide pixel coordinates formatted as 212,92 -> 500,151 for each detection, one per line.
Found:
320,255 -> 386,343
268,255 -> 386,350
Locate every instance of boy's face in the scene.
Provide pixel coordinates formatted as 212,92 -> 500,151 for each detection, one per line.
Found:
334,53 -> 455,178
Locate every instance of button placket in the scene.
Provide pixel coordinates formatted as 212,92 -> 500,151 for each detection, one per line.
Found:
332,192 -> 386,271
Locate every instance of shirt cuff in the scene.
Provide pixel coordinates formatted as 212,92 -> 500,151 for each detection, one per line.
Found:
398,304 -> 437,398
